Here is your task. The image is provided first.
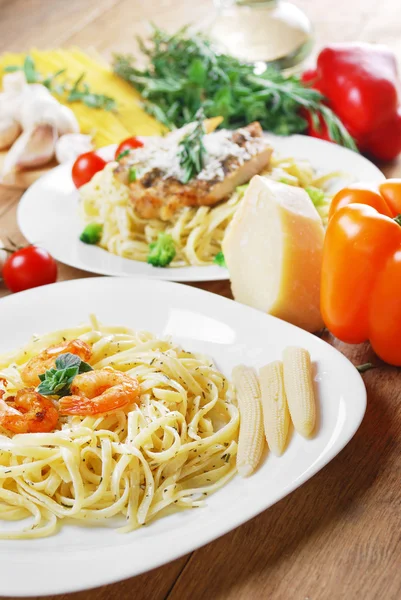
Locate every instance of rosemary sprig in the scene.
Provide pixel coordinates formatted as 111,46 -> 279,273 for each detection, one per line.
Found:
4,55 -> 117,112
113,26 -> 357,151
178,109 -> 206,183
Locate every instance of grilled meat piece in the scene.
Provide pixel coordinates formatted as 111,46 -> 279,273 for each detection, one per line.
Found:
114,121 -> 272,220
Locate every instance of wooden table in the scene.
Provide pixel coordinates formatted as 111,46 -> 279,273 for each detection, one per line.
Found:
0,1 -> 400,598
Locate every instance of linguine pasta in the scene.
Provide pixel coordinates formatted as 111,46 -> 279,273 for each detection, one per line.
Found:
79,152 -> 338,267
0,317 -> 239,539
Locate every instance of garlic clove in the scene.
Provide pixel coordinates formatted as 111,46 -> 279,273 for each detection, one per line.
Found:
1,124 -> 57,182
53,104 -> 80,135
18,94 -> 79,135
55,133 -> 93,164
0,117 -> 21,150
2,71 -> 28,95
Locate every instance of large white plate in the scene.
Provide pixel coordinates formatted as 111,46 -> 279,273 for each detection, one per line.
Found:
0,277 -> 366,597
18,135 -> 384,283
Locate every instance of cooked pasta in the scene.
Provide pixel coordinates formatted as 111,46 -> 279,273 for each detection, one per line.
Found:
79,152 -> 338,267
0,317 -> 239,539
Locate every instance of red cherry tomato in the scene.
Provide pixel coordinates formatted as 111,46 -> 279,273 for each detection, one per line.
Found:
2,246 -> 58,293
72,152 -> 107,188
115,136 -> 144,159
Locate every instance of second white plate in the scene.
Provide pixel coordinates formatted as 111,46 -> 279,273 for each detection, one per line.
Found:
18,135 -> 384,282
0,277 -> 366,596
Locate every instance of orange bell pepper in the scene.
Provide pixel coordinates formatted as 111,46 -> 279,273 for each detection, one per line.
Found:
321,179 -> 401,366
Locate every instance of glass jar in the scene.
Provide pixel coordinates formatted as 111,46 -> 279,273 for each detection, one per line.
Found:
209,0 -> 313,71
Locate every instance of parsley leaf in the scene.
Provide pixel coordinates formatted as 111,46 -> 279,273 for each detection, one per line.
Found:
37,352 -> 93,397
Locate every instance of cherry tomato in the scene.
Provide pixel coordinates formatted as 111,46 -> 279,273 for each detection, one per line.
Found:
2,246 -> 58,293
115,136 -> 143,159
72,152 -> 107,188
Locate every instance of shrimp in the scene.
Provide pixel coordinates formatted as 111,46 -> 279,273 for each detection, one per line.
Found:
59,367 -> 141,416
21,339 -> 92,387
0,388 -> 59,434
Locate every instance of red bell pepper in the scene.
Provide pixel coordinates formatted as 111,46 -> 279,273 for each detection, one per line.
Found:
302,43 -> 401,161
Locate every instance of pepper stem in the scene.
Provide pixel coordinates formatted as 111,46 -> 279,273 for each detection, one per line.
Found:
394,215 -> 401,226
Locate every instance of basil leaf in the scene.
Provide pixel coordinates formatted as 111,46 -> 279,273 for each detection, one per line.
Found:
79,361 -> 93,374
37,353 -> 92,397
55,353 -> 81,370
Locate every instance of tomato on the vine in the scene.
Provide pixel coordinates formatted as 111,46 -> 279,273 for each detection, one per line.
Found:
2,246 -> 58,293
72,152 -> 107,188
115,136 -> 143,159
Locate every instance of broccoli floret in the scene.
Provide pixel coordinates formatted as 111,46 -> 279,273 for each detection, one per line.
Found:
305,186 -> 326,207
147,233 -> 176,267
213,251 -> 226,267
80,223 -> 103,244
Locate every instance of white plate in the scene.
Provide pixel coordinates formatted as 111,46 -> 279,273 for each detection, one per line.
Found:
18,136 -> 385,283
0,277 -> 366,597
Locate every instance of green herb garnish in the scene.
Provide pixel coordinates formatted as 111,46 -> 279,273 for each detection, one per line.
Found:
305,186 -> 326,207
37,353 -> 93,397
116,149 -> 130,161
177,109 -> 206,183
4,55 -> 40,83
113,26 -> 357,151
213,252 -> 226,268
80,223 -> 103,244
147,232 -> 176,267
128,167 -> 137,182
356,363 -> 376,373
67,72 -> 116,112
3,56 -> 116,111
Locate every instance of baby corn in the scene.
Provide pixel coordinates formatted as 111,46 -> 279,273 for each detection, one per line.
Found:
283,347 -> 316,437
232,365 -> 264,477
259,361 -> 290,456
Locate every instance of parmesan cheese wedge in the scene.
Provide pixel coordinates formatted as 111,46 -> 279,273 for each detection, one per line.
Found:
223,176 -> 325,332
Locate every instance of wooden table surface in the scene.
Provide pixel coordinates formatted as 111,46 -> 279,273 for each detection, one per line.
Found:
0,1 -> 400,599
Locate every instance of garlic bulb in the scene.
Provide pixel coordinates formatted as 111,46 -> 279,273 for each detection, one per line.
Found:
18,91 -> 79,134
55,133 -> 93,163
0,72 -> 81,179
2,124 -> 57,182
2,71 -> 28,95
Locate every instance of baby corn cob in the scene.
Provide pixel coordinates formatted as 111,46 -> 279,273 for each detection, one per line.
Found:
282,347 -> 316,438
259,361 -> 290,456
232,365 -> 264,477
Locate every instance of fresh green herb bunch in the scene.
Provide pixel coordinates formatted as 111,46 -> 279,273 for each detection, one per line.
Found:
178,108 -> 206,183
113,26 -> 356,150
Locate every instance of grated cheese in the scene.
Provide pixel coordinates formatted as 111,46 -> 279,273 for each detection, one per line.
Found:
124,126 -> 268,183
